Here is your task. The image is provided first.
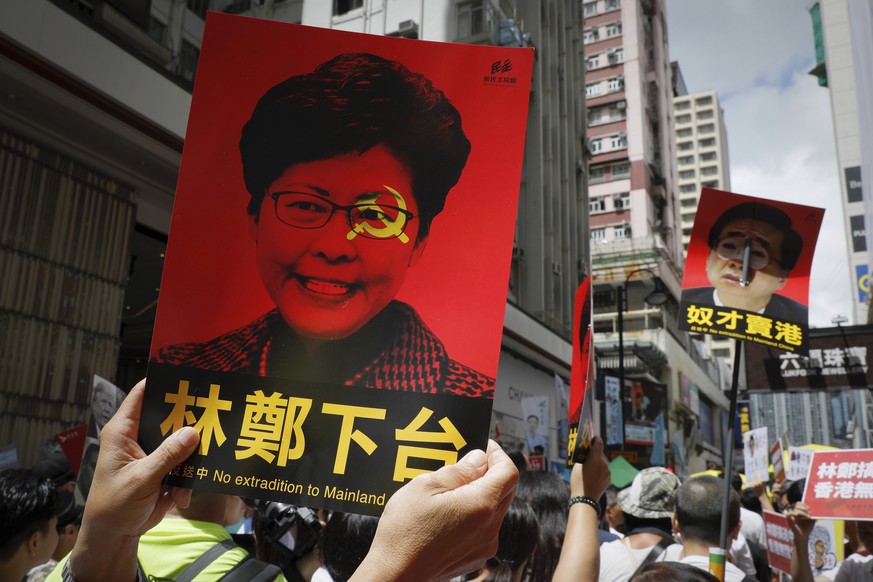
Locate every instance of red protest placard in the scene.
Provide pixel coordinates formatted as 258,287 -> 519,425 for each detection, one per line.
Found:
803,449 -> 873,519
55,424 -> 87,477
567,277 -> 596,465
763,510 -> 794,574
139,13 -> 533,516
771,440 -> 786,483
679,188 -> 824,354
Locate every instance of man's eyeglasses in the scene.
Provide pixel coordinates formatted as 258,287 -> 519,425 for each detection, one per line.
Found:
714,235 -> 780,270
270,191 -> 416,242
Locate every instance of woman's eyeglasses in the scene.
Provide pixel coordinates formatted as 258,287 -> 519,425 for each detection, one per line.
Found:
270,191 -> 416,242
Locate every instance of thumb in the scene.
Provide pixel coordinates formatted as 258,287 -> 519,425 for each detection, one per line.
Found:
428,448 -> 488,492
141,427 -> 200,481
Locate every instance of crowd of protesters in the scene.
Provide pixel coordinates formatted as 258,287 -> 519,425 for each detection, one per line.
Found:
2,382 -> 871,581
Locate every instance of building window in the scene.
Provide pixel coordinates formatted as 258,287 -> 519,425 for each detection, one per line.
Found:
701,151 -> 717,161
698,123 -> 715,134
608,49 -> 624,64
457,1 -> 485,37
677,127 -> 692,138
697,109 -> 714,120
583,29 -> 599,43
680,184 -> 697,193
679,169 -> 696,179
334,0 -> 364,15
701,166 -> 719,176
607,77 -> 624,92
180,39 -> 200,82
584,2 -> 597,16
696,95 -> 713,106
588,108 -> 603,124
676,114 -> 692,124
147,16 -> 167,43
586,82 -> 602,97
613,223 -> 630,239
591,228 -> 607,241
590,166 -> 606,181
675,100 -> 691,111
587,56 -> 601,70
605,21 -> 622,37
678,155 -> 694,165
614,192 -> 630,209
678,141 -> 693,151
701,180 -> 720,188
699,137 -> 716,148
590,197 -> 606,213
611,162 -> 629,177
610,134 -> 627,149
590,139 -> 603,153
608,102 -> 627,119
186,0 -> 209,19
606,0 -> 620,10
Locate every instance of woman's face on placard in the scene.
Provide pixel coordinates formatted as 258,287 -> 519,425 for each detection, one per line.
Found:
249,145 -> 427,347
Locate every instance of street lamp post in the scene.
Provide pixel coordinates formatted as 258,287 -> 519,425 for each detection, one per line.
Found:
616,268 -> 668,446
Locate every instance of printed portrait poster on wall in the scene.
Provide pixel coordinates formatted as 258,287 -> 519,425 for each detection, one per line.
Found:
679,188 -> 824,355
138,14 -> 534,516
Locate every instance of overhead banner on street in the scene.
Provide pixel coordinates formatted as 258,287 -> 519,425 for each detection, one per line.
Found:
139,14 -> 533,516
679,188 -> 824,354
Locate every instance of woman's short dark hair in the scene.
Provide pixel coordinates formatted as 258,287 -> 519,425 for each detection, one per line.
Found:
516,471 -> 569,581
469,497 -> 539,582
240,52 -> 471,241
319,512 -> 379,582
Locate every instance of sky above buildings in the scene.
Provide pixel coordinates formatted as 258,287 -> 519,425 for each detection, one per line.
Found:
667,0 -> 855,328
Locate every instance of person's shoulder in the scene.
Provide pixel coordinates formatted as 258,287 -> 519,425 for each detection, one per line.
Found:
765,293 -> 807,321
443,360 -> 495,398
151,310 -> 282,372
682,287 -> 714,302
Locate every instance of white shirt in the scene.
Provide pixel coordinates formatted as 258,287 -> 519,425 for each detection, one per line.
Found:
599,537 -> 660,582
740,508 -> 767,547
819,553 -> 873,581
657,543 -> 747,582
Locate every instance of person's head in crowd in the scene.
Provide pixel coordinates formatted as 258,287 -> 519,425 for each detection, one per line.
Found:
0,469 -> 59,582
631,561 -> 720,582
604,485 -> 624,533
52,491 -> 83,562
240,52 -> 470,350
319,512 -> 380,582
618,467 -> 680,535
533,445 -> 545,456
854,520 -> 873,553
506,449 -> 528,474
779,479 -> 805,511
673,475 -> 741,547
740,488 -> 763,515
730,472 -> 743,493
704,201 -> 803,312
91,379 -> 118,430
516,470 -> 569,581
31,440 -> 75,492
465,497 -> 539,582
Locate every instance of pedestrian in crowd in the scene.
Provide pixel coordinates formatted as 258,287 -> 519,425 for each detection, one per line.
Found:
598,467 -> 680,582
0,469 -> 59,582
26,491 -> 82,582
656,475 -> 753,582
46,379 -> 518,582
604,485 -> 625,537
516,469 -> 571,580
316,512 -> 379,582
463,496 -> 539,582
631,561 -> 720,581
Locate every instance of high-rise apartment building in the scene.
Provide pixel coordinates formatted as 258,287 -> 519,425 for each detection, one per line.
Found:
584,0 -> 730,472
0,0 -> 587,467
672,89 -> 731,255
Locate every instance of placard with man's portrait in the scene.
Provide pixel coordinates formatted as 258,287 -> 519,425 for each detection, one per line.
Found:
138,14 -> 533,515
679,188 -> 824,354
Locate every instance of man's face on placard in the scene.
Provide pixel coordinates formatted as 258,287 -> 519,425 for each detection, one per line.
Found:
705,217 -> 789,312
527,415 -> 540,434
249,145 -> 427,349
